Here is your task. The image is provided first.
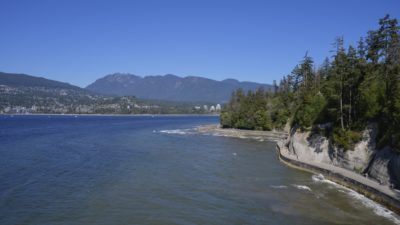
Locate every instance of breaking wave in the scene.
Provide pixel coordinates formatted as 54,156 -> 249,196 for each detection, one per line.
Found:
270,185 -> 288,189
311,174 -> 339,186
158,129 -> 193,135
292,184 -> 312,191
210,133 -> 247,139
311,174 -> 400,224
347,188 -> 400,224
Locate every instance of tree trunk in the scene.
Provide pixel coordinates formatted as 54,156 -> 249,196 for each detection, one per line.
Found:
340,74 -> 344,129
349,89 -> 352,128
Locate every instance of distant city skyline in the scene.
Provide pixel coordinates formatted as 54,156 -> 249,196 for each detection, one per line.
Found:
1,0 -> 400,87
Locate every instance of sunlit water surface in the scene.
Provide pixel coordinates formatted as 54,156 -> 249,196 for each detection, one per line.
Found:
0,115 -> 399,225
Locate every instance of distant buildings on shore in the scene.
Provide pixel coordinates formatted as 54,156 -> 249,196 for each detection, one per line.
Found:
194,104 -> 222,113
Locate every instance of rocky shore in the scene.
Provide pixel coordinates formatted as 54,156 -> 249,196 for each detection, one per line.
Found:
277,140 -> 400,214
195,124 -> 288,142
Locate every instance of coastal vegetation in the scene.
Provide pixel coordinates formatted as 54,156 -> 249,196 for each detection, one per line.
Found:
221,15 -> 400,151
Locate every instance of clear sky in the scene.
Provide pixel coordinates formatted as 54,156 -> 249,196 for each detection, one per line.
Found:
1,0 -> 399,87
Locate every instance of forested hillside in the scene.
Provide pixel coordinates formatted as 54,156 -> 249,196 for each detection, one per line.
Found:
221,15 -> 400,151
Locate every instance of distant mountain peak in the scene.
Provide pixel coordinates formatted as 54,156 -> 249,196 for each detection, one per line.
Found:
105,72 -> 139,78
164,74 -> 179,78
222,78 -> 239,84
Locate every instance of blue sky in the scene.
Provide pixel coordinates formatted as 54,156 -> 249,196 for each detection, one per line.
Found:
1,0 -> 399,87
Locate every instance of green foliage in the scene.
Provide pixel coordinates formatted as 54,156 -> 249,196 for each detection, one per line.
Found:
254,110 -> 272,131
294,93 -> 327,129
220,88 -> 278,130
271,107 -> 290,129
220,111 -> 233,128
358,75 -> 384,120
332,128 -> 362,151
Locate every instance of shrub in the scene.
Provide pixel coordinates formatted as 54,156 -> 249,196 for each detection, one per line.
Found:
220,111 -> 233,128
332,128 -> 362,150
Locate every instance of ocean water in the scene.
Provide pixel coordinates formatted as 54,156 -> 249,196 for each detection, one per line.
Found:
0,115 -> 399,225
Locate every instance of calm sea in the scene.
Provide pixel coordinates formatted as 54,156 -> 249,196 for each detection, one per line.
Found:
0,115 -> 399,225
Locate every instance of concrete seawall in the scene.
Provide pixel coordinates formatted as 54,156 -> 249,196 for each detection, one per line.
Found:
276,143 -> 400,215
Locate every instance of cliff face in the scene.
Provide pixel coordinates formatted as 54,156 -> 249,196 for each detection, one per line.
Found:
286,124 -> 400,188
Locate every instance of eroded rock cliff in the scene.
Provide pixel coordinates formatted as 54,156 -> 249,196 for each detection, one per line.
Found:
285,124 -> 400,188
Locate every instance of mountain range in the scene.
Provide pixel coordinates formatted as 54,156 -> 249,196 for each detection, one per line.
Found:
86,73 -> 272,103
0,71 -> 272,113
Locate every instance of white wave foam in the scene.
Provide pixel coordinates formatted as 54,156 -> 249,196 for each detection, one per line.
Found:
270,185 -> 288,189
210,133 -> 263,141
347,189 -> 400,224
311,174 -> 400,224
292,184 -> 312,191
311,173 -> 325,182
158,129 -> 191,135
256,137 -> 265,142
311,174 -> 339,186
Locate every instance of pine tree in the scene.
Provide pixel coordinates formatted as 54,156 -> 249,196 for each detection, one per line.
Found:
332,36 -> 347,129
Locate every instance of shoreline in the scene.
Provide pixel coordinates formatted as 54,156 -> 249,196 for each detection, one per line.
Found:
195,124 -> 288,142
0,113 -> 220,117
195,124 -> 400,215
276,141 -> 400,215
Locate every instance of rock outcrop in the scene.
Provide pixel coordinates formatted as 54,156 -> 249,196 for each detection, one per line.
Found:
285,124 -> 400,188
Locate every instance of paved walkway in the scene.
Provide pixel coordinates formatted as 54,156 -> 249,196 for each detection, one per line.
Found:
278,141 -> 400,201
